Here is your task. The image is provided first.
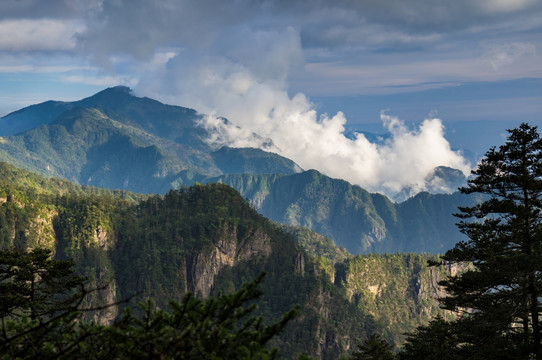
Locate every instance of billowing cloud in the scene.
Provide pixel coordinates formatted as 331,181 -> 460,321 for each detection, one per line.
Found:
133,26 -> 470,199
199,98 -> 471,199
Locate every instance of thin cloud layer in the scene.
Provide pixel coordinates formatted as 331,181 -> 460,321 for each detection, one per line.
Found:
0,19 -> 84,51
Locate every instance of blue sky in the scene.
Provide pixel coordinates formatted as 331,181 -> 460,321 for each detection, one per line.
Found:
0,0 -> 541,198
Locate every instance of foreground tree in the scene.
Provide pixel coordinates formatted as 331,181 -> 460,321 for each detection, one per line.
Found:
0,247 -> 95,358
399,316 -> 463,360
350,333 -> 396,360
404,123 -> 542,359
85,272 -> 298,359
0,248 -> 298,359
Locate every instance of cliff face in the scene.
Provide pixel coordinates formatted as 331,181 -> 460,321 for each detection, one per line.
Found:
186,224 -> 272,297
339,253 -> 456,346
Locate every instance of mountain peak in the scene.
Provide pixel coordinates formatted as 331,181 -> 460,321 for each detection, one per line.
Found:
80,86 -> 137,108
99,85 -> 132,95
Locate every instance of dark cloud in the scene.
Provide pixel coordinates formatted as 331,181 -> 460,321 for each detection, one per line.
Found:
73,0 -> 542,64
0,0 -> 82,20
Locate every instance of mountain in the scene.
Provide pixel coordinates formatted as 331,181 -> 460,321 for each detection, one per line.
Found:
0,162 -> 456,358
0,86 -> 302,194
197,170 -> 478,254
0,87 -> 474,254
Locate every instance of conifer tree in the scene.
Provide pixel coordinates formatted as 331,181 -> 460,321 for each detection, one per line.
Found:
351,333 -> 396,360
433,123 -> 542,359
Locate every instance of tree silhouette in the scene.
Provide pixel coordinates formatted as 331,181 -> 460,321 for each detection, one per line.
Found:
409,123 -> 542,359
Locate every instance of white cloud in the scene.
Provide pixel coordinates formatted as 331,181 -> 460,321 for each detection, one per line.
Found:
0,19 -> 84,51
7,0 -> 542,198
476,0 -> 537,14
134,27 -> 470,199
192,78 -> 471,198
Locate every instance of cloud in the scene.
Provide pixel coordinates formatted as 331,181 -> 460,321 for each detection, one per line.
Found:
476,0 -> 538,14
0,18 -> 84,51
131,26 -> 470,199
11,0 -> 542,198
194,85 -> 470,199
61,74 -> 137,87
71,0 -> 479,198
481,42 -> 537,70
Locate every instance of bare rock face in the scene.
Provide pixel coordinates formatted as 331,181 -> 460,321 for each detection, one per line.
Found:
93,225 -> 111,249
91,279 -> 119,325
28,209 -> 58,250
187,224 -> 272,298
294,252 -> 305,276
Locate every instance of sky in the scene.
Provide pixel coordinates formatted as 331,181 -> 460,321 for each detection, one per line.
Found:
0,0 -> 541,199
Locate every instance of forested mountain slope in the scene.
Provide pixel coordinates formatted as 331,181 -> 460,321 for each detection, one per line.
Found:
0,162 -> 455,358
0,87 -> 302,194
199,170 -> 480,254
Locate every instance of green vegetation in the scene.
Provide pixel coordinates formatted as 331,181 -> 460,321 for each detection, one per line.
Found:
349,333 -> 396,360
339,253 -> 453,346
0,162 -> 455,358
1,87 -> 478,255
0,87 -> 301,195
284,225 -> 350,264
2,89 -> 540,358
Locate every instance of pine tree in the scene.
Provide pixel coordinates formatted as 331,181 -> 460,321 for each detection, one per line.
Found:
0,248 -> 95,358
351,333 -> 396,360
435,123 -> 542,358
399,316 -> 462,360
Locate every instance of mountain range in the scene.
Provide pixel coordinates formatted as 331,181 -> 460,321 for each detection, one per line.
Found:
0,87 -> 473,254
0,88 -> 484,357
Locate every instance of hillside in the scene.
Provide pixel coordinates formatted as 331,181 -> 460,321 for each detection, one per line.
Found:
198,170 -> 479,254
0,162 -> 455,358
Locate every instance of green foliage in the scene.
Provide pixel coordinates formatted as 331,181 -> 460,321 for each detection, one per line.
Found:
211,170 -> 477,255
0,162 -> 460,359
0,87 -> 301,195
0,248 -> 86,321
350,333 -> 396,360
87,273 -> 298,359
399,316 -> 462,360
0,248 -> 94,359
285,225 -> 351,264
211,146 -> 302,175
340,253 -> 451,346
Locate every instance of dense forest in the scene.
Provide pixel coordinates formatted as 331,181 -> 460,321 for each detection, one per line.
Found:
0,161 -> 454,358
1,122 -> 540,359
